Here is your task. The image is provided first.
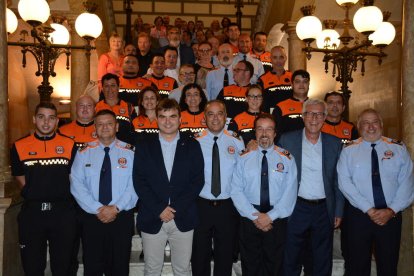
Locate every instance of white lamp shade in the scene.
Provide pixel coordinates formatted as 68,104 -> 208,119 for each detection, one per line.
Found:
49,23 -> 70,45
336,0 -> 359,6
296,15 -> 322,41
353,5 -> 383,34
6,8 -> 18,34
75,12 -> 103,39
369,21 -> 396,46
316,29 -> 341,49
18,0 -> 50,24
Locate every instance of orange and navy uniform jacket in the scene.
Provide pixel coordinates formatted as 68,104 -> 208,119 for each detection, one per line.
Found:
272,97 -> 306,139
58,120 -> 96,148
258,70 -> 293,113
228,110 -> 262,145
147,74 -> 178,99
132,115 -> 159,141
119,76 -> 155,106
216,85 -> 248,119
252,51 -> 272,72
179,110 -> 207,138
95,99 -> 136,144
322,119 -> 359,144
10,132 -> 77,201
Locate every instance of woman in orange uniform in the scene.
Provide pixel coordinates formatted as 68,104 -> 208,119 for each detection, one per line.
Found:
228,84 -> 265,145
179,83 -> 208,138
132,86 -> 160,141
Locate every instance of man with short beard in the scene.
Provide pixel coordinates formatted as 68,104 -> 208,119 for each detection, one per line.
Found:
206,43 -> 235,100
231,113 -> 297,276
252,32 -> 272,72
159,26 -> 195,67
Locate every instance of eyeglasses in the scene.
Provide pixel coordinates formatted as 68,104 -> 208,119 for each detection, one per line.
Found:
303,111 -> 325,119
247,95 -> 263,100
198,48 -> 211,53
233,68 -> 249,73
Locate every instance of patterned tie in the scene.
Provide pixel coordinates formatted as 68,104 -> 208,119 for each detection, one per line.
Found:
223,68 -> 229,87
260,150 -> 270,212
211,136 -> 221,197
99,147 -> 112,205
371,144 -> 387,209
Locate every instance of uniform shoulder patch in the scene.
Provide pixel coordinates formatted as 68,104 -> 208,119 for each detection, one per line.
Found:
240,148 -> 253,157
390,139 -> 403,146
78,143 -> 88,152
224,129 -> 241,140
344,138 -> 362,148
195,130 -> 208,139
274,146 -> 292,160
124,143 -> 135,152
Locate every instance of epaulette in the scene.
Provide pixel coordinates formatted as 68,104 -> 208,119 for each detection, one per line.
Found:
390,139 -> 403,146
344,138 -> 362,148
240,149 -> 253,156
224,129 -> 241,141
274,146 -> 292,160
194,130 -> 208,139
78,143 -> 88,152
124,143 -> 135,152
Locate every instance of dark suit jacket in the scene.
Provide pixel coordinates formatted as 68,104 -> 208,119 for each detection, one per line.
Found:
133,134 -> 204,234
159,44 -> 196,65
278,129 -> 344,224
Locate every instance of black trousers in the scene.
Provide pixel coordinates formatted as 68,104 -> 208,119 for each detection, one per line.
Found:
191,197 -> 239,276
345,204 -> 402,276
81,209 -> 134,276
18,202 -> 77,276
239,217 -> 287,276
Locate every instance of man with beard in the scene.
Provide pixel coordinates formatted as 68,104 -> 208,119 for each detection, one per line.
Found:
258,46 -> 293,113
206,43 -> 235,100
159,26 -> 195,67
11,102 -> 77,275
226,23 -> 240,55
119,55 -> 154,108
252,32 -> 272,72
232,33 -> 264,84
231,113 -> 297,275
147,47 -> 180,82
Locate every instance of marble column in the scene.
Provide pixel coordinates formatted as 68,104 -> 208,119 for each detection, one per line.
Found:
69,20 -> 91,119
399,0 -> 414,275
0,1 -> 13,274
283,21 -> 307,72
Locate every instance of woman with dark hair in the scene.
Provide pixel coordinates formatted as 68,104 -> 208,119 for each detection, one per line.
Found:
150,16 -> 167,47
132,86 -> 160,140
179,83 -> 208,137
228,84 -> 265,145
194,41 -> 215,89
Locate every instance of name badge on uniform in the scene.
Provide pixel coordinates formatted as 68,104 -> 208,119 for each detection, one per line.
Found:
85,164 -> 91,167
383,150 -> 394,160
275,162 -> 284,173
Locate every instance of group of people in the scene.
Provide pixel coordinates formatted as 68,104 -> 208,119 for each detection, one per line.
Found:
10,18 -> 414,276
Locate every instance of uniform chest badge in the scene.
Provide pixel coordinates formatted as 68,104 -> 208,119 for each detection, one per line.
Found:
289,107 -> 295,111
343,128 -> 350,136
138,123 -> 144,127
119,108 -> 126,114
228,146 -> 235,154
91,132 -> 97,138
276,162 -> 284,172
242,123 -> 248,126
163,82 -> 169,88
118,157 -> 127,167
383,150 -> 394,159
137,82 -> 143,87
29,151 -> 37,155
55,146 -> 64,154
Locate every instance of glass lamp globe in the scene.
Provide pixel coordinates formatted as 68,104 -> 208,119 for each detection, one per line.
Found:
316,29 -> 341,49
6,8 -> 18,34
296,15 -> 322,43
49,23 -> 70,45
18,0 -> 50,26
353,5 -> 383,35
369,21 -> 396,47
336,0 -> 359,6
75,12 -> 103,40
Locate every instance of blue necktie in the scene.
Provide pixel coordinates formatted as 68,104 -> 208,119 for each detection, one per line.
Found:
223,68 -> 229,87
99,147 -> 112,205
243,54 -> 247,61
260,150 -> 270,212
371,144 -> 386,209
211,136 -> 221,197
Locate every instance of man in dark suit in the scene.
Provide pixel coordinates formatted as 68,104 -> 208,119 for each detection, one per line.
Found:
133,98 -> 204,275
159,26 -> 195,66
279,99 -> 344,276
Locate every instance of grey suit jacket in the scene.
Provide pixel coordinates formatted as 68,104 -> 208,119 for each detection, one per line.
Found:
278,129 -> 344,224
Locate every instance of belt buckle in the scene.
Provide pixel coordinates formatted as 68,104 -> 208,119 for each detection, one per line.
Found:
41,202 -> 51,211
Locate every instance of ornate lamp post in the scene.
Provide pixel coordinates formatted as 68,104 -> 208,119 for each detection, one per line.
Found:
296,0 -> 396,118
6,0 -> 103,102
